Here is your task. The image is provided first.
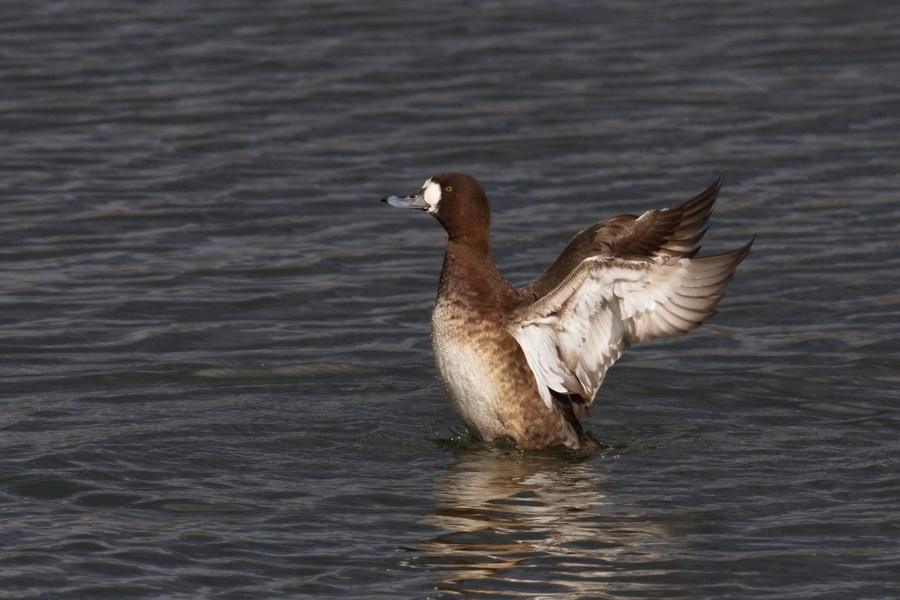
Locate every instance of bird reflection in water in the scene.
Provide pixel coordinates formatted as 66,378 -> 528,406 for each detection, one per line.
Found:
407,444 -> 672,598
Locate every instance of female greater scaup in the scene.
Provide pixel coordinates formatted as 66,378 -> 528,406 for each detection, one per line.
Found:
382,172 -> 752,450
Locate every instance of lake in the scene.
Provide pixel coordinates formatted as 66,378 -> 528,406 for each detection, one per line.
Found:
1,0 -> 897,598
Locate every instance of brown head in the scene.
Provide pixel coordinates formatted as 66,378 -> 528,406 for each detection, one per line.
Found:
381,172 -> 491,241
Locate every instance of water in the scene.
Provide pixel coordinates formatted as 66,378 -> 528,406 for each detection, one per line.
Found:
1,0 -> 898,598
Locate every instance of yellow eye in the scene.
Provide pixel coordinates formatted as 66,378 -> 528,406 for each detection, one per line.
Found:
444,186 -> 453,192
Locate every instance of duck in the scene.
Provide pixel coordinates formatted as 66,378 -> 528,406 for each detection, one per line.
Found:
382,172 -> 753,450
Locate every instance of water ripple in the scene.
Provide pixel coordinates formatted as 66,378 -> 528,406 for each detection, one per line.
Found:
1,0 -> 898,598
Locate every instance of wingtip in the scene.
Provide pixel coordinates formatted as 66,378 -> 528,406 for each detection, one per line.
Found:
714,166 -> 727,188
734,235 -> 756,264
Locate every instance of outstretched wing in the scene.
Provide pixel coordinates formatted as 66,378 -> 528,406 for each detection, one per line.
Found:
509,240 -> 752,408
519,179 -> 722,302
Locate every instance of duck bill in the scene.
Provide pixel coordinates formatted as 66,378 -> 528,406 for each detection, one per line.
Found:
382,190 -> 428,210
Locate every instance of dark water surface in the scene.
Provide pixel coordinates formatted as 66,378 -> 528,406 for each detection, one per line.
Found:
2,1 -> 898,598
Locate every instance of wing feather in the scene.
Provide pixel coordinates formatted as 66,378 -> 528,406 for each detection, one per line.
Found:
519,179 -> 723,302
511,239 -> 753,407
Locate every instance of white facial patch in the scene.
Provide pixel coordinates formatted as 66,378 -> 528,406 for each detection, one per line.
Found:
421,178 -> 442,214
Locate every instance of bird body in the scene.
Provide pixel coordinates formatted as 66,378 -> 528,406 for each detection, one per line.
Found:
383,172 -> 752,450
